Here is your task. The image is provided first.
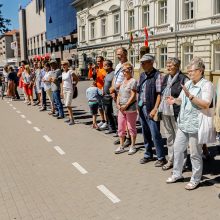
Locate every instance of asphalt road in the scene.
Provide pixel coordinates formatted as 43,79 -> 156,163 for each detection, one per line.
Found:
0,81 -> 220,220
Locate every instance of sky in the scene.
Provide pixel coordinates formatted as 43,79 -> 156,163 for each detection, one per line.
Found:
1,0 -> 30,30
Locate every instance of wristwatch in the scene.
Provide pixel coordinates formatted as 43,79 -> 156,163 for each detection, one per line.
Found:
189,94 -> 194,100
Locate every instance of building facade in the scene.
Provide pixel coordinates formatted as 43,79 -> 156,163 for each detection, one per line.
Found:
0,30 -> 21,66
19,0 -> 47,63
45,0 -> 78,65
73,0 -> 220,82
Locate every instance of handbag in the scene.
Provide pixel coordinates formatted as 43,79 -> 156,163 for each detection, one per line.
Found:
198,109 -> 216,144
72,85 -> 78,99
153,110 -> 162,122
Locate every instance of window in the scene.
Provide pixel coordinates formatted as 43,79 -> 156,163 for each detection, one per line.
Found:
90,22 -> 95,39
183,45 -> 193,68
101,18 -> 106,37
183,0 -> 194,20
143,5 -> 150,27
81,26 -> 85,41
128,9 -> 135,30
214,0 -> 220,14
160,47 -> 167,69
114,14 -> 120,34
214,44 -> 220,71
159,0 -> 167,25
130,50 -> 137,67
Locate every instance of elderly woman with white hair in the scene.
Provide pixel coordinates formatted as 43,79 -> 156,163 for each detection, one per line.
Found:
166,57 -> 215,190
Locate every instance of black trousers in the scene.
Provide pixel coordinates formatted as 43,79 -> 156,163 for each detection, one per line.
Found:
103,98 -> 116,131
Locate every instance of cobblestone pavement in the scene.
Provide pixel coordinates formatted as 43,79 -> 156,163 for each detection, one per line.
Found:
0,81 -> 220,220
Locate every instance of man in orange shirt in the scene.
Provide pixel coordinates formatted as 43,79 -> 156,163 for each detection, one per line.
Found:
96,56 -> 107,129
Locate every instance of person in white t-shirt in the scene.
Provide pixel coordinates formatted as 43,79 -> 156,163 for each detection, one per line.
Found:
61,60 -> 79,125
42,63 -> 54,114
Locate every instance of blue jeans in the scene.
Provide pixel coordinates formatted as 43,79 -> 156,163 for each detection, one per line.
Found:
139,105 -> 165,160
52,90 -> 64,117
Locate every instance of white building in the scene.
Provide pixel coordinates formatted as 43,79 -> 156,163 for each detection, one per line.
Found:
19,0 -> 46,62
0,30 -> 21,66
73,0 -> 220,82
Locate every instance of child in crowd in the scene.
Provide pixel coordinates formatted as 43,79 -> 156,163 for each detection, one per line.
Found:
86,81 -> 102,129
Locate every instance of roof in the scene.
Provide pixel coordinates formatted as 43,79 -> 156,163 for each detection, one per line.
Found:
4,30 -> 19,36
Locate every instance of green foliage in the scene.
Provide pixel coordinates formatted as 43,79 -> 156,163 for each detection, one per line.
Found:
0,4 -> 11,34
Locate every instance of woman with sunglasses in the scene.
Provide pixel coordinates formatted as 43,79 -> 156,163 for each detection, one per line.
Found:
115,62 -> 137,155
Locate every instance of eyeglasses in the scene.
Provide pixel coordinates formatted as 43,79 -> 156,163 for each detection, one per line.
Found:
188,68 -> 199,73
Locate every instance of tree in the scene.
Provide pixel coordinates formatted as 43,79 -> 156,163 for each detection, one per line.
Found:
0,4 -> 11,34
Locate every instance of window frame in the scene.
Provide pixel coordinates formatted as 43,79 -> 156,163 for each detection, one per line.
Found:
158,0 -> 167,25
128,9 -> 135,31
183,0 -> 194,20
90,22 -> 95,39
142,4 -> 150,27
214,44 -> 220,71
159,47 -> 167,69
183,45 -> 194,69
101,18 -> 107,37
114,13 -> 120,34
81,26 -> 86,41
214,0 -> 220,15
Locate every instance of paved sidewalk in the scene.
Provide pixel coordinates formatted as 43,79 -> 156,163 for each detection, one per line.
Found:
0,81 -> 219,220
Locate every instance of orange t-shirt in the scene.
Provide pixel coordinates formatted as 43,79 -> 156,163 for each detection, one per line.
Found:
96,68 -> 106,89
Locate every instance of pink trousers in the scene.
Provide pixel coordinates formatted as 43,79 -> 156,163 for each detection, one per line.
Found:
118,110 -> 137,137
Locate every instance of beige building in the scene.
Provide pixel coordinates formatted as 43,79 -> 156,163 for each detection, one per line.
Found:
0,30 -> 21,66
73,0 -> 220,82
19,0 -> 46,62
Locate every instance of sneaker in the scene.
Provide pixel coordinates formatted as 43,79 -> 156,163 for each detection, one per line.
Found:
97,121 -> 104,128
154,159 -> 167,167
69,120 -> 75,125
57,116 -> 64,119
105,129 -> 116,134
64,119 -> 70,123
100,122 -> 108,130
139,157 -> 154,164
113,132 -> 119,137
128,146 -> 137,155
114,138 -> 120,145
123,138 -> 131,148
114,146 -> 126,154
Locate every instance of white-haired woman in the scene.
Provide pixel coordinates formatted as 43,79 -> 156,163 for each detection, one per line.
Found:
166,57 -> 215,190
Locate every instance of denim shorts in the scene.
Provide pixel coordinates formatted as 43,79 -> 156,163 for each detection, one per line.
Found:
89,102 -> 99,115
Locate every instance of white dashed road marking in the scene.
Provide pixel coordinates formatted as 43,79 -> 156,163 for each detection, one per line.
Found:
16,111 -> 21,114
21,115 -> 26,118
9,104 -> 13,107
72,162 -> 88,174
26,120 -> 32,124
33,127 -> 41,132
13,107 -> 16,110
43,135 -> 52,142
54,146 -> 65,155
97,185 -> 120,204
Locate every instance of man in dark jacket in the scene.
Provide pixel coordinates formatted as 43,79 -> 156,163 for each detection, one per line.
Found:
137,54 -> 166,167
159,57 -> 188,170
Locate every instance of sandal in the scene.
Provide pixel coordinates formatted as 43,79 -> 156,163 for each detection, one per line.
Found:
185,182 -> 199,190
162,161 -> 173,171
48,112 -> 55,115
166,176 -> 184,184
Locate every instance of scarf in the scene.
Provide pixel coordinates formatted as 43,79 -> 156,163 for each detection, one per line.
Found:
159,72 -> 180,116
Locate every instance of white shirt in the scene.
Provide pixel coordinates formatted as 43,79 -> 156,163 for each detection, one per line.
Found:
43,71 -> 52,91
114,63 -> 124,90
62,70 -> 73,90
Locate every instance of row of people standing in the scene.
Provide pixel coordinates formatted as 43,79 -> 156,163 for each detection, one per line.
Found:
86,47 -> 216,190
17,60 -> 78,125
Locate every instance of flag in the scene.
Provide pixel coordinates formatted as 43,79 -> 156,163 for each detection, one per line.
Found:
144,26 -> 149,47
129,32 -> 134,49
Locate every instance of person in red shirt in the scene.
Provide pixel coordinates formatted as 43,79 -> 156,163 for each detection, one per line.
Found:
95,56 -> 107,129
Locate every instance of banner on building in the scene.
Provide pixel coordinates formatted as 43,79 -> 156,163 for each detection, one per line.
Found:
11,41 -> 17,50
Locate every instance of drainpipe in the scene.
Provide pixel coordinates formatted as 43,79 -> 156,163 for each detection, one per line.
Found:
175,0 -> 179,57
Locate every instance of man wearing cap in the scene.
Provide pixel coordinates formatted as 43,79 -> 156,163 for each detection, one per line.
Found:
137,54 -> 166,167
50,60 -> 64,119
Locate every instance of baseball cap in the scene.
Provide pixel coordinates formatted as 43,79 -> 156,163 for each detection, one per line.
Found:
140,54 -> 155,62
